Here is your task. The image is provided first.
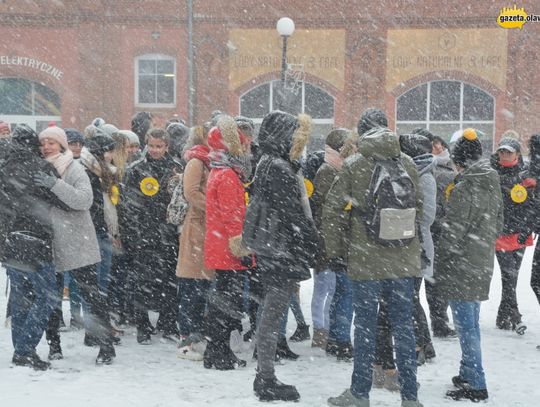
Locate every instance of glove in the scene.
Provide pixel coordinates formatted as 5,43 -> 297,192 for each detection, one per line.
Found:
33,171 -> 57,189
517,232 -> 529,245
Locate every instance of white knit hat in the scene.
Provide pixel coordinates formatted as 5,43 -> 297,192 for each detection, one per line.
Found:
118,129 -> 140,145
39,126 -> 69,151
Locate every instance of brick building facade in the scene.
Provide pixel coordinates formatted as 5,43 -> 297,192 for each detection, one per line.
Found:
1,0 -> 539,151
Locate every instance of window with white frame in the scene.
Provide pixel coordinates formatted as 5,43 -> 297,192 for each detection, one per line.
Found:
396,80 -> 495,153
135,54 -> 176,106
239,80 -> 334,152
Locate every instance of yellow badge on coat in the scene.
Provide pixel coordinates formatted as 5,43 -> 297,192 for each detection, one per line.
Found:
445,182 -> 455,201
110,185 -> 120,205
304,178 -> 314,198
140,177 -> 160,196
511,184 -> 527,203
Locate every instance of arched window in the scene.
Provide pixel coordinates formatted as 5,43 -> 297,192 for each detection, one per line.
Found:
396,80 -> 495,152
239,80 -> 334,152
135,54 -> 176,107
0,77 -> 61,132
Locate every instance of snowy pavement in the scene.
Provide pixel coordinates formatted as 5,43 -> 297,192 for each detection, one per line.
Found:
1,247 -> 539,407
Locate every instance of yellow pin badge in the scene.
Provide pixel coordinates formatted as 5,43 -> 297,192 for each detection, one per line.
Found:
511,184 -> 527,203
110,185 -> 120,205
140,177 -> 160,196
445,181 -> 455,201
304,178 -> 314,198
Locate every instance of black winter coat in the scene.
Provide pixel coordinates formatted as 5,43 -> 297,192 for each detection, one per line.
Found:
119,153 -> 182,252
0,140 -> 68,267
490,154 -> 532,235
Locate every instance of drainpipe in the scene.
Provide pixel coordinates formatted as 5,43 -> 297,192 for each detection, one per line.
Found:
187,0 -> 194,125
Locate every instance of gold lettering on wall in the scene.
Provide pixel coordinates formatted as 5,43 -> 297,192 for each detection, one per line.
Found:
229,29 -> 345,91
386,29 -> 507,91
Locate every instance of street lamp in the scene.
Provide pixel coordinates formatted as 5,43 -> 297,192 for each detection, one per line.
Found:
276,17 -> 295,110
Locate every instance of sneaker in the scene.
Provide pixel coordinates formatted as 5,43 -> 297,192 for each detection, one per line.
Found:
327,389 -> 369,407
446,388 -> 488,402
177,344 -> 204,361
48,342 -> 63,360
289,324 -> 310,342
95,344 -> 116,365
12,352 -> 51,371
514,322 -> 527,335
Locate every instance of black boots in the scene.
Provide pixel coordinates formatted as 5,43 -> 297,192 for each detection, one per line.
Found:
432,323 -> 457,338
289,324 -> 310,342
276,338 -> 299,360
446,388 -> 488,402
12,352 -> 51,371
253,374 -> 300,402
448,375 -> 488,402
203,341 -> 246,370
336,342 -> 353,362
48,341 -> 63,360
96,344 -> 116,365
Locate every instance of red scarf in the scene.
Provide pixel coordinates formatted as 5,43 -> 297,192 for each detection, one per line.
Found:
499,158 -> 519,168
184,145 -> 211,168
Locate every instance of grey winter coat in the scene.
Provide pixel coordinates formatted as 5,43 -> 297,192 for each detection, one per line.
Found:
414,154 -> 437,278
435,159 -> 503,301
49,160 -> 101,272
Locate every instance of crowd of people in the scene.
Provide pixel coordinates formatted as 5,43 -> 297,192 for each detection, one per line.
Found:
1,107 -> 539,406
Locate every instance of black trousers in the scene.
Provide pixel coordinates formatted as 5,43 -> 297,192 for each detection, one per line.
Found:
496,249 -> 525,323
133,247 -> 178,334
532,241 -> 540,305
246,266 -> 265,332
203,270 -> 245,346
47,264 -> 112,346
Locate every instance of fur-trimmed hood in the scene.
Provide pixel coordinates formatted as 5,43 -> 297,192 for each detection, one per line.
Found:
207,115 -> 248,157
258,110 -> 312,162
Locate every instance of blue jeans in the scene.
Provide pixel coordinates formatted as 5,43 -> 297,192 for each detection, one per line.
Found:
449,300 -> 486,390
311,270 -> 336,330
177,278 -> 211,337
329,271 -> 353,343
8,264 -> 57,356
350,278 -> 417,401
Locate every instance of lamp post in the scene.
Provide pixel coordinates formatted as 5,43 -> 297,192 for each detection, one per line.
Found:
276,17 -> 295,110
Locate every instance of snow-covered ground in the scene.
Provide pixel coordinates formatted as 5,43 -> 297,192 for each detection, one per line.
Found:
1,247 -> 539,407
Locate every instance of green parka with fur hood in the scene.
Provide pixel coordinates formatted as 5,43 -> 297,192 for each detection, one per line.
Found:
321,127 -> 423,281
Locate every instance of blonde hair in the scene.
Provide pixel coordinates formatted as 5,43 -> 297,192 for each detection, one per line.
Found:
111,132 -> 129,181
182,126 -> 208,156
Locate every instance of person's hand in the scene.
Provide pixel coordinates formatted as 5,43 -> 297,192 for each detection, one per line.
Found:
33,171 -> 57,189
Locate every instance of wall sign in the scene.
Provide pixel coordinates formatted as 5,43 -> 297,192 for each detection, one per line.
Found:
0,55 -> 64,80
386,29 -> 507,92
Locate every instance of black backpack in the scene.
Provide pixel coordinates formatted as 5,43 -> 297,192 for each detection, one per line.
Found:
364,157 -> 417,247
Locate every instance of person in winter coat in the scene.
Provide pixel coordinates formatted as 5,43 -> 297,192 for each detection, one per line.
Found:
399,134 -> 437,364
310,128 -> 356,353
242,111 -> 318,402
120,128 -> 183,344
526,134 -> 540,311
436,129 -> 503,402
491,136 -> 533,334
167,122 -> 190,162
121,129 -> 142,163
323,110 -> 424,407
203,115 -> 253,370
131,111 -> 153,148
424,133 -> 457,338
176,126 -> 214,360
36,126 -> 115,364
79,129 -> 119,345
0,125 -> 66,370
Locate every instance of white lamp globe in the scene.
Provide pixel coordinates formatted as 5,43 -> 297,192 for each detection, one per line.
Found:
276,17 -> 295,37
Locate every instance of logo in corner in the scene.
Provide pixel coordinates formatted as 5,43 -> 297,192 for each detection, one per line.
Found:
497,5 -> 528,29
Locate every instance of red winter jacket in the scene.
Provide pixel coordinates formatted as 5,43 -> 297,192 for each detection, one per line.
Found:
204,167 -> 248,270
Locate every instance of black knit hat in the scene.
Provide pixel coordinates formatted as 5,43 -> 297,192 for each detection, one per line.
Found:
12,124 -> 39,151
451,128 -> 483,167
65,128 -> 84,144
411,127 -> 435,142
85,128 -> 116,156
325,128 -> 349,152
357,108 -> 388,136
399,133 -> 432,158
